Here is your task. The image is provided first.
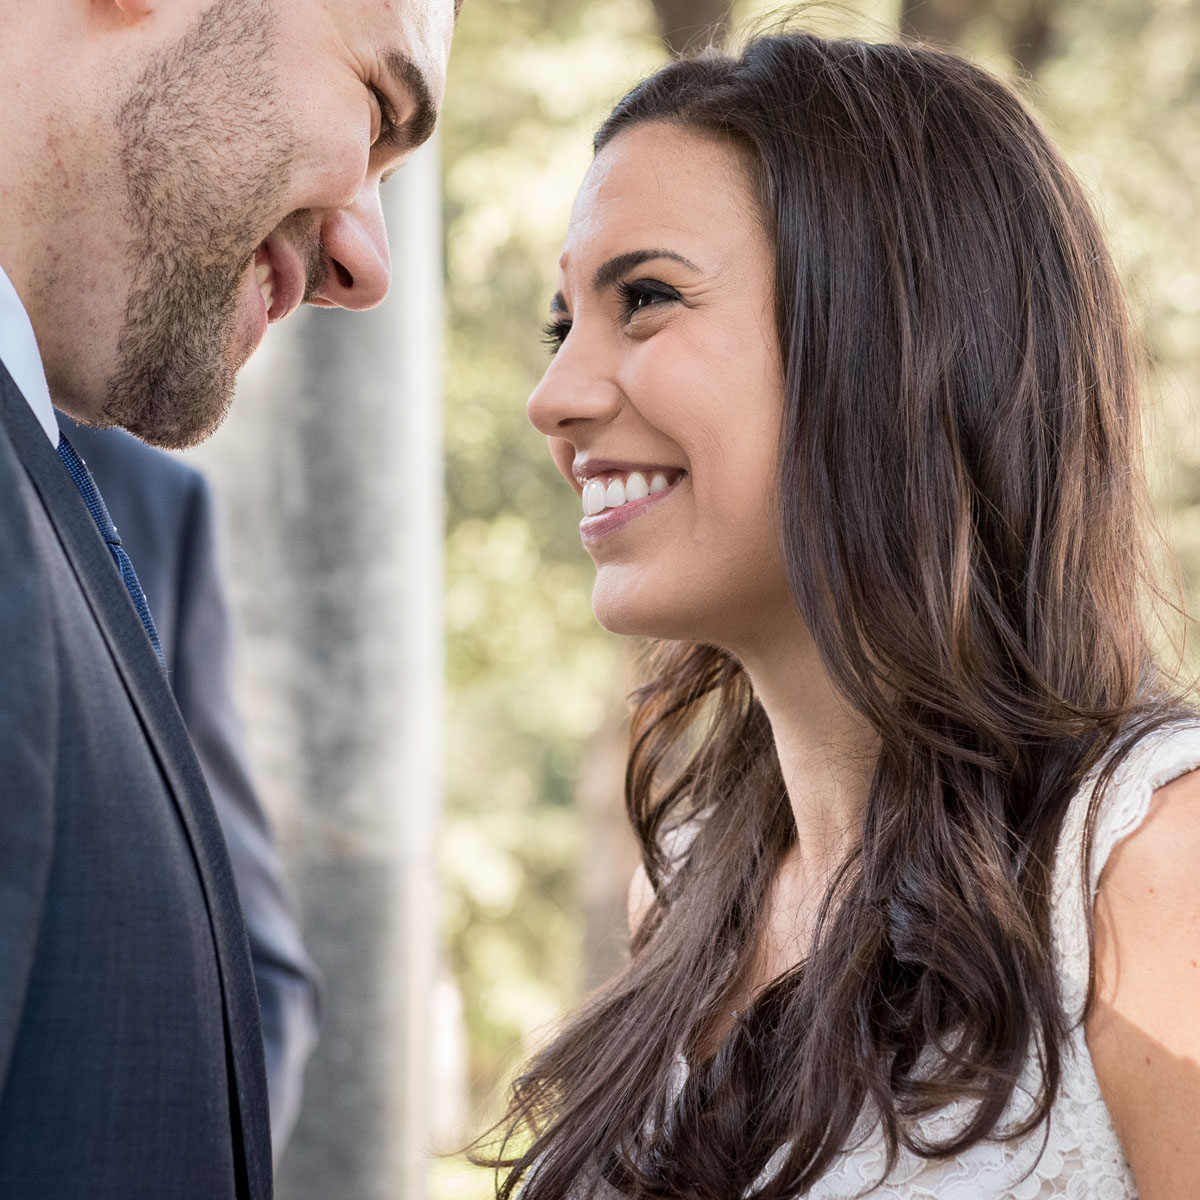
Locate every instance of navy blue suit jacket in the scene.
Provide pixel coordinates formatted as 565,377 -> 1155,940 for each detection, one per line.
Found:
61,415 -> 320,1153
0,370 -> 271,1197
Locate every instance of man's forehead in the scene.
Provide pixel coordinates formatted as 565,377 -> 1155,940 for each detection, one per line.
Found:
328,0 -> 455,96
394,0 -> 454,104
379,0 -> 455,54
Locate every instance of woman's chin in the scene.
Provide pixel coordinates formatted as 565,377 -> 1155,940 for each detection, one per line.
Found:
591,587 -> 702,643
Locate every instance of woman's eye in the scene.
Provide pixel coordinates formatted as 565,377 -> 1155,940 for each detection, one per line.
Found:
542,320 -> 571,355
617,279 -> 681,321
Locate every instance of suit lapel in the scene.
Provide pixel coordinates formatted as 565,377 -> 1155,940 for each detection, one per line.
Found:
0,370 -> 272,1199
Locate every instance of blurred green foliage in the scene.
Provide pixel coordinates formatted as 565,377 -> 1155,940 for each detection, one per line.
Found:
439,0 -> 663,1123
1037,0 -> 1200,586
438,0 -> 1200,1193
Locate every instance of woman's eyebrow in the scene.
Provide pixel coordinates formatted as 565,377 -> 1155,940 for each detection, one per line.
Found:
550,249 -> 702,313
593,249 -> 700,291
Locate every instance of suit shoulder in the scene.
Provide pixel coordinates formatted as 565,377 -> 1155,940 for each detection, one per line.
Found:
0,415 -> 54,590
0,411 -> 60,805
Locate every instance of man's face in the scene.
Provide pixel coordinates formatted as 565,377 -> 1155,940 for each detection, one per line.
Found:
96,0 -> 453,448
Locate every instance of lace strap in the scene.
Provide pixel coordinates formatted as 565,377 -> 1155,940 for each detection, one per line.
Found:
1051,720 -> 1200,1019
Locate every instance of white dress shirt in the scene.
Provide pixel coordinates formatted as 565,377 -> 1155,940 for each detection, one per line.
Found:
0,263 -> 59,446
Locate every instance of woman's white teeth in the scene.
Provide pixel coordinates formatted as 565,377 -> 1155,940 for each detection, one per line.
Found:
625,472 -> 649,501
582,479 -> 607,515
581,470 -> 672,516
256,261 -> 273,311
604,478 -> 626,508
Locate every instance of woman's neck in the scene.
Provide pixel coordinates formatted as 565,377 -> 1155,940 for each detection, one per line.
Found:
692,629 -> 880,1042
739,628 -> 879,878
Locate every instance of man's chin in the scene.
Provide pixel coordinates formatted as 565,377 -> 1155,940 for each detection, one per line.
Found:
103,375 -> 236,450
103,263 -> 254,448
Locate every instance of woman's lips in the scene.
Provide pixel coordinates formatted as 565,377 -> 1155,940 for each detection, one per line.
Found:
578,472 -> 684,541
575,467 -> 686,513
580,469 -> 667,515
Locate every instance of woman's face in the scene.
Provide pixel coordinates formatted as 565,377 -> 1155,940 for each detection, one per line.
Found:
527,121 -> 797,655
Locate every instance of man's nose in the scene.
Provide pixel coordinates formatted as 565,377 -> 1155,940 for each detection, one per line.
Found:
526,336 -> 622,436
308,187 -> 392,311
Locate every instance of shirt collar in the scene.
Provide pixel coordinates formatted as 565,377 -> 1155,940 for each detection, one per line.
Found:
0,263 -> 59,446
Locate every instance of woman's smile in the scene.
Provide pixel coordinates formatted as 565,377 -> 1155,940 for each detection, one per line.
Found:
526,121 -> 793,652
577,468 -> 686,543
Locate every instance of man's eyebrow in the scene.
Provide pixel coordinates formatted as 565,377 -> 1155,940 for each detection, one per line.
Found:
593,249 -> 700,292
381,50 -> 439,154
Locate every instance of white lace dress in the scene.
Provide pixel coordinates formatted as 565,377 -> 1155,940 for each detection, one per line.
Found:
750,722 -> 1200,1199
524,726 -> 1200,1200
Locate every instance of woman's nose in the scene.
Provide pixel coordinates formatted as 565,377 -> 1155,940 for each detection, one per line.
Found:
307,185 -> 392,311
526,336 -> 622,437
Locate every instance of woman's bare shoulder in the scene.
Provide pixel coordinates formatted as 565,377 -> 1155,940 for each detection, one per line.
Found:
1087,765 -> 1200,1200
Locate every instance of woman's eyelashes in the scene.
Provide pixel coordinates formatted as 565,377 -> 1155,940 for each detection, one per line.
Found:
541,278 -> 682,356
618,278 -> 682,319
542,319 -> 571,354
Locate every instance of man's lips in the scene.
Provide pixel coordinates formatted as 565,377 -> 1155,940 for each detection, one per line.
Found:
253,240 -> 303,324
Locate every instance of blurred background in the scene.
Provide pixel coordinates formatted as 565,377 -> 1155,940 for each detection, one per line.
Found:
181,0 -> 1200,1195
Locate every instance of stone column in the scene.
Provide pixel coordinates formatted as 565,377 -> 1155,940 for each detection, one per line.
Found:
189,138 -> 444,1200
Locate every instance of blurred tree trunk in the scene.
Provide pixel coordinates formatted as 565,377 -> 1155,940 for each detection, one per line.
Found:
648,0 -> 733,54
900,0 -> 1059,75
899,0 -> 982,49
1005,0 -> 1056,75
189,140 -> 444,1200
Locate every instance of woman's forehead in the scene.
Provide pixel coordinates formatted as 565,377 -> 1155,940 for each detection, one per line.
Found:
560,124 -> 761,272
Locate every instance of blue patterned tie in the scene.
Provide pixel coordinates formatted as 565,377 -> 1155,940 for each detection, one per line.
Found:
57,432 -> 166,670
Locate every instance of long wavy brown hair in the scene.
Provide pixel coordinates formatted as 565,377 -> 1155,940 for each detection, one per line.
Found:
480,30 -> 1189,1199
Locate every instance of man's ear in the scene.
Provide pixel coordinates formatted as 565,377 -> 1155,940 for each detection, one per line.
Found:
112,0 -> 156,15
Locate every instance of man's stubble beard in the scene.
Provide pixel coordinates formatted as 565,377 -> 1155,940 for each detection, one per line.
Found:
104,0 -> 295,449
